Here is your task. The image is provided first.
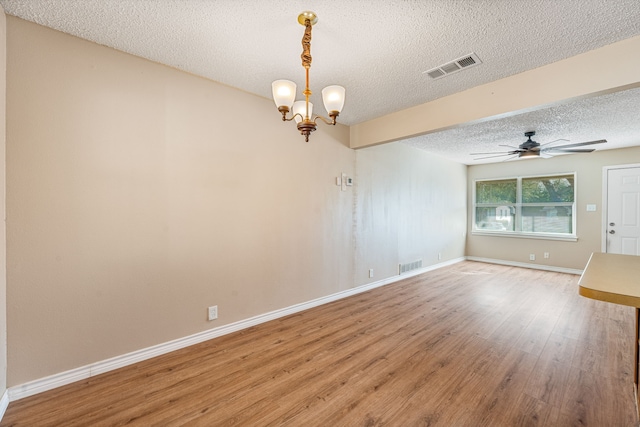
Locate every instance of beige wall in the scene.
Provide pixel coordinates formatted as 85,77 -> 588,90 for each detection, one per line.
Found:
0,5 -> 7,397
5,17 -> 467,387
5,17 -> 353,386
467,146 -> 640,270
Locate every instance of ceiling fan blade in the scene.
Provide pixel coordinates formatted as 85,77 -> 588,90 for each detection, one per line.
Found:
540,152 -> 554,158
543,148 -> 596,153
473,153 -> 518,160
470,151 -> 511,155
540,138 -> 569,147
501,154 -> 520,162
546,139 -> 606,149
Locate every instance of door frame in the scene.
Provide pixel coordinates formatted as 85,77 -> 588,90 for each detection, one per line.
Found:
601,163 -> 640,252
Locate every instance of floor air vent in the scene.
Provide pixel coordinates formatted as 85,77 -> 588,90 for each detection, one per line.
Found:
399,259 -> 423,275
424,53 -> 482,80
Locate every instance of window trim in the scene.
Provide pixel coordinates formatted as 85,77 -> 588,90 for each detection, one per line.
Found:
472,172 -> 578,241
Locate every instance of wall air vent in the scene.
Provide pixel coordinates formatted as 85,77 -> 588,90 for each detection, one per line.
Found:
423,53 -> 482,80
399,259 -> 423,275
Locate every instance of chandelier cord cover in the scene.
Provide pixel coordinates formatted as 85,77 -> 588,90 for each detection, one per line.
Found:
271,11 -> 346,142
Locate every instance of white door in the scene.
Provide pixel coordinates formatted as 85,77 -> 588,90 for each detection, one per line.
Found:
606,167 -> 640,255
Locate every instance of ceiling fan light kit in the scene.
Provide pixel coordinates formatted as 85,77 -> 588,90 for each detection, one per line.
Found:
271,11 -> 346,142
472,131 -> 607,161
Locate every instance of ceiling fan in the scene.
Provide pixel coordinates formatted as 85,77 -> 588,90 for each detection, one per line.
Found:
471,131 -> 607,161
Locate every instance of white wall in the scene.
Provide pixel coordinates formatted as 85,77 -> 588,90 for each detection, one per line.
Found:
355,143 -> 467,282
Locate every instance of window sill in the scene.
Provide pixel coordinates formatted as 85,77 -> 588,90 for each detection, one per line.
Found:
471,230 -> 578,242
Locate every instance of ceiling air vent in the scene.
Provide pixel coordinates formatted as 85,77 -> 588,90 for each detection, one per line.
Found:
426,69 -> 445,79
423,53 -> 482,80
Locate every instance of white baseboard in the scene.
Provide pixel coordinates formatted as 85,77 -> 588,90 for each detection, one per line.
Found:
8,257 -> 465,402
465,256 -> 583,275
0,390 -> 8,420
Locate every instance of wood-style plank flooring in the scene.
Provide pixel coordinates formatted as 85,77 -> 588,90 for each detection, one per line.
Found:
2,261 -> 637,426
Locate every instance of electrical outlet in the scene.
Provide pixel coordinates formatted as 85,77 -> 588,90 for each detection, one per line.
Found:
369,269 -> 374,278
544,252 -> 550,259
438,253 -> 442,260
529,254 -> 535,261
208,305 -> 218,321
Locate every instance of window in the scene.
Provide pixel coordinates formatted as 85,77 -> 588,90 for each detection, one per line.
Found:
474,173 -> 576,239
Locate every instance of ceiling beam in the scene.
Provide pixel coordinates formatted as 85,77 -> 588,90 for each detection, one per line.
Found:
349,35 -> 640,149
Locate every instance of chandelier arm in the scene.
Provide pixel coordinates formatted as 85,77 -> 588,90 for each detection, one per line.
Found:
279,111 -> 305,122
313,115 -> 337,126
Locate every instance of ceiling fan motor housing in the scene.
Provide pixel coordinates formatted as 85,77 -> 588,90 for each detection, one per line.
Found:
521,131 -> 540,150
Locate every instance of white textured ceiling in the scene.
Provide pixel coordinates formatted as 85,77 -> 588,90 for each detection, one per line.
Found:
1,0 -> 640,164
404,87 -> 640,164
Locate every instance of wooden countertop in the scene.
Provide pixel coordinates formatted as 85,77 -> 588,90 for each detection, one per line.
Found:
579,252 -> 640,307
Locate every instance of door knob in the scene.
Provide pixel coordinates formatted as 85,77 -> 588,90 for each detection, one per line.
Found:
609,222 -> 615,226
609,230 -> 615,234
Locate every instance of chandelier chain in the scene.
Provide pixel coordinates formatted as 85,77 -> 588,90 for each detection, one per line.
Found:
301,19 -> 312,69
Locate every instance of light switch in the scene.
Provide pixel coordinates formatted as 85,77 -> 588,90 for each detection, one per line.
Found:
586,204 -> 597,212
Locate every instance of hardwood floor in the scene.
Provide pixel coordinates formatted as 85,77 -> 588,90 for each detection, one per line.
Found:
2,261 -> 637,426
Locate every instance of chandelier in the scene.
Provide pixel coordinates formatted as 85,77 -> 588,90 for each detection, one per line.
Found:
271,11 -> 346,142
